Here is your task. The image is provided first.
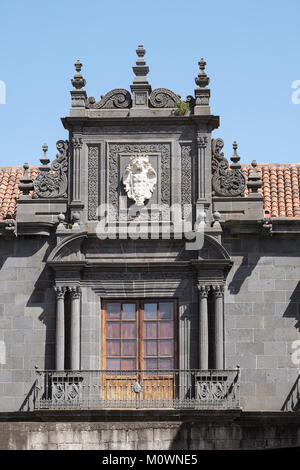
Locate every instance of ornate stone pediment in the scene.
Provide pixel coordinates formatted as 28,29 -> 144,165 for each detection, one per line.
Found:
123,154 -> 157,206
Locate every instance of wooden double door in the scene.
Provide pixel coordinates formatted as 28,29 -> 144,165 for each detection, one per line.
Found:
101,300 -> 178,404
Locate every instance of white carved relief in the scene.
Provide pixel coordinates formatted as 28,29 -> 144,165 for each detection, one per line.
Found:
123,154 -> 157,206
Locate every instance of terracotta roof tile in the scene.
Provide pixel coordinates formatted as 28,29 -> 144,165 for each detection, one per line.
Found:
0,166 -> 38,220
1,164 -> 300,220
242,163 -> 300,218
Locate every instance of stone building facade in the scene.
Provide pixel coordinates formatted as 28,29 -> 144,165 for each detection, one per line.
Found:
0,46 -> 300,449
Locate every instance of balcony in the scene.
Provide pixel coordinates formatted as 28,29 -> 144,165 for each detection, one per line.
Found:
33,368 -> 240,410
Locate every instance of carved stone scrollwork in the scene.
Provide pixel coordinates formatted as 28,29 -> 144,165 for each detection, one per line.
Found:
149,88 -> 181,108
34,140 -> 69,198
87,89 -> 132,109
211,138 -> 245,197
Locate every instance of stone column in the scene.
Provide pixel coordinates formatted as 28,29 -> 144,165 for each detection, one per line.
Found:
198,285 -> 210,369
54,286 -> 66,371
212,285 -> 224,369
196,135 -> 207,201
69,286 -> 81,370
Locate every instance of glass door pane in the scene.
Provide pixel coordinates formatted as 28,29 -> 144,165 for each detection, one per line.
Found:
142,301 -> 175,371
105,302 -> 137,372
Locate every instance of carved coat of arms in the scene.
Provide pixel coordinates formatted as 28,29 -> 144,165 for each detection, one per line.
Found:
123,154 -> 157,206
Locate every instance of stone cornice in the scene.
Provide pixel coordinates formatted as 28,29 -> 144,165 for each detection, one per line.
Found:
61,115 -> 220,131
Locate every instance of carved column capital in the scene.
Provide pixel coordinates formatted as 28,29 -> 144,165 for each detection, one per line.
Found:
69,286 -> 81,299
196,135 -> 207,149
197,284 -> 210,298
72,137 -> 83,149
212,285 -> 224,298
54,286 -> 66,299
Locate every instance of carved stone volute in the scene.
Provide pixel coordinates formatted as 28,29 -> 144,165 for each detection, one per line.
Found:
33,140 -> 69,199
211,139 -> 246,197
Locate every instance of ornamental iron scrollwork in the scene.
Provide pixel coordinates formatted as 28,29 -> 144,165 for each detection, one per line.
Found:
211,138 -> 245,197
87,89 -> 132,109
34,140 -> 69,199
197,379 -> 227,401
52,381 -> 80,402
149,88 -> 181,108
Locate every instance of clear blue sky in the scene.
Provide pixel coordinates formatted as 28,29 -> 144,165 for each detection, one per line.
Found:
0,0 -> 299,165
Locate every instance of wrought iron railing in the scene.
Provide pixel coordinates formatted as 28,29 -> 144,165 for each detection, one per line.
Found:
33,368 -> 240,410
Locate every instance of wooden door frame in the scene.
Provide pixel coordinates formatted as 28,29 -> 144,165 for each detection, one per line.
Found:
101,298 -> 178,371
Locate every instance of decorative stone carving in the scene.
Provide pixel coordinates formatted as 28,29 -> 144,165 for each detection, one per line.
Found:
71,60 -> 86,90
69,286 -> 81,299
123,154 -> 157,206
195,58 -> 210,88
87,89 -> 132,109
197,284 -> 210,298
54,286 -> 66,299
88,146 -> 99,220
212,284 -> 224,298
109,143 -> 171,214
4,213 -> 17,239
181,145 -> 192,215
34,140 -> 69,199
72,137 -> 82,149
247,159 -> 262,197
149,88 -> 180,108
18,163 -> 34,199
211,138 -> 245,197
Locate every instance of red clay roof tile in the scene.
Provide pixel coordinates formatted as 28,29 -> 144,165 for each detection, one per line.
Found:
1,164 -> 300,220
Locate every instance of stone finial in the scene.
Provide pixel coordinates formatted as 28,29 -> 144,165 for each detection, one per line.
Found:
195,58 -> 210,88
230,141 -> 241,170
57,212 -> 66,230
194,58 -> 210,115
71,59 -> 86,90
18,162 -> 34,198
72,211 -> 81,230
131,45 -> 151,110
247,160 -> 262,197
132,45 -> 149,84
39,143 -> 50,172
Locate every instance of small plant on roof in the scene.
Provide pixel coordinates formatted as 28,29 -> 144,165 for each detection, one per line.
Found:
173,100 -> 190,116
